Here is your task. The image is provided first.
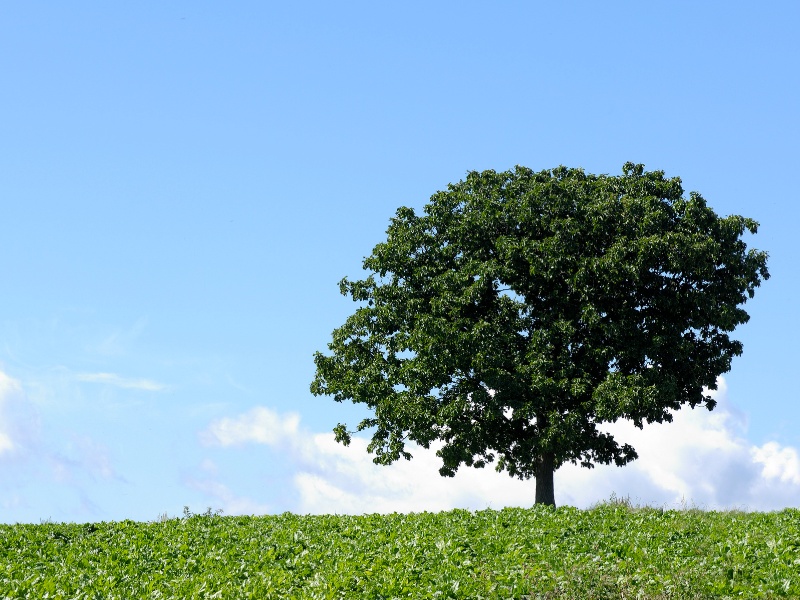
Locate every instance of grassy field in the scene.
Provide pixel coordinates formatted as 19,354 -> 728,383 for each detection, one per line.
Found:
1,501 -> 799,599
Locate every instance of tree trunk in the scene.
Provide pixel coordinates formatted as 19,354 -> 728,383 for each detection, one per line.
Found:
535,451 -> 556,507
534,410 -> 556,506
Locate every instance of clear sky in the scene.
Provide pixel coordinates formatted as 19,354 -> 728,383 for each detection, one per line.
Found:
1,2 -> 798,523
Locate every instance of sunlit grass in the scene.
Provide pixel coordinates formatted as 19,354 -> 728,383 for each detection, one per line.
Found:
1,499 -> 798,598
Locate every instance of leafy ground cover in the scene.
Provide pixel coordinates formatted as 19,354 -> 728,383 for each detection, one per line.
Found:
1,502 -> 798,599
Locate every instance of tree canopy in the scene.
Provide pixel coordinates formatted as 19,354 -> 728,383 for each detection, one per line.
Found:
310,163 -> 769,506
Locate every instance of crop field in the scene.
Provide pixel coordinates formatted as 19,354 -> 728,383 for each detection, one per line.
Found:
1,502 -> 799,599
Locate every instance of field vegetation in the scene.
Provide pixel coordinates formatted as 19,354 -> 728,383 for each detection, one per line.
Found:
1,500 -> 798,599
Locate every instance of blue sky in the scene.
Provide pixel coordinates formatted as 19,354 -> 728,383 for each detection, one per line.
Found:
1,2 -> 798,523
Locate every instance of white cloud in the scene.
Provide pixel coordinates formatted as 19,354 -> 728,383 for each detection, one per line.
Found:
202,377 -> 800,514
76,372 -> 166,391
0,370 -> 38,459
201,406 -> 301,447
550,378 -> 799,511
292,434 -> 533,514
752,442 -> 800,485
0,371 -> 23,454
0,427 -> 13,454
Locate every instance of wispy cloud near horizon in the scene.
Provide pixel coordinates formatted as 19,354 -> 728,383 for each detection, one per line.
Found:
75,372 -> 167,392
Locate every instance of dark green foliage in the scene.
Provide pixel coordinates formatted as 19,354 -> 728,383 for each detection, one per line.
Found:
311,163 -> 769,505
1,507 -> 798,598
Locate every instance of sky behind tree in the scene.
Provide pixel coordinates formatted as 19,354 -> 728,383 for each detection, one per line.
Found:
1,1 -> 798,522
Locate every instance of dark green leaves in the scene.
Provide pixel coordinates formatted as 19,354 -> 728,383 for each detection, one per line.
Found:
312,163 -> 769,501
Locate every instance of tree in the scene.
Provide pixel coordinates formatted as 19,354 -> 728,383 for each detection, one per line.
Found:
310,163 -> 769,506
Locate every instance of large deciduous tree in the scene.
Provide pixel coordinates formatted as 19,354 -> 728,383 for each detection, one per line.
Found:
311,163 -> 769,506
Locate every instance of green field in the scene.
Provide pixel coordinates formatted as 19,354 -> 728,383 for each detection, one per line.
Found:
2,502 -> 799,599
